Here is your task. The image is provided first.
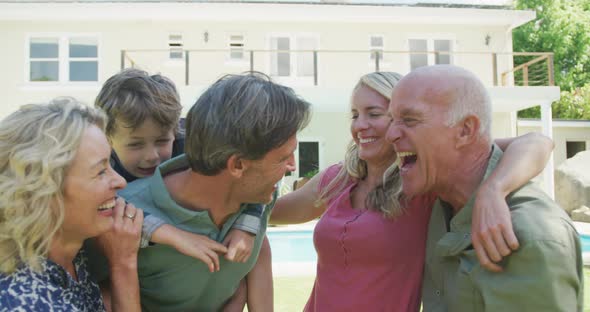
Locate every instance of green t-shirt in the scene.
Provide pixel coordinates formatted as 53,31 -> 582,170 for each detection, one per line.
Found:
115,155 -> 274,311
422,144 -> 583,312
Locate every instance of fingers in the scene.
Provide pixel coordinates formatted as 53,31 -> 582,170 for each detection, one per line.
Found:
113,197 -> 126,221
133,208 -> 144,230
474,240 -> 503,273
225,246 -> 250,263
205,249 -> 220,273
208,241 -> 228,254
188,246 -> 221,273
502,224 -> 520,251
122,202 -> 138,224
225,247 -> 237,262
491,227 -> 512,258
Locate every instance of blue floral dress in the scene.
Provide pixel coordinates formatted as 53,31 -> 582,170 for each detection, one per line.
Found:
0,250 -> 106,312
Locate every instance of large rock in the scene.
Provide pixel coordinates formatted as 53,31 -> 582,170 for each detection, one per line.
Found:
555,151 -> 590,214
572,206 -> 590,222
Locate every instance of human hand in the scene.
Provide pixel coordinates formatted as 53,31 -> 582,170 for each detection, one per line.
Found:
223,229 -> 255,263
163,225 -> 228,272
472,182 -> 519,272
95,197 -> 143,269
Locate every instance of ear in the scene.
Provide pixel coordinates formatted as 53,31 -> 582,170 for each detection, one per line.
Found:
226,154 -> 247,178
455,115 -> 480,149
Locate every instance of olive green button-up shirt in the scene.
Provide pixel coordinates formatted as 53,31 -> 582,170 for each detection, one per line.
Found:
120,155 -> 274,312
422,144 -> 583,312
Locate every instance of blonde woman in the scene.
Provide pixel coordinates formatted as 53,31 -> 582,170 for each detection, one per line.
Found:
270,72 -> 553,311
0,98 -> 142,311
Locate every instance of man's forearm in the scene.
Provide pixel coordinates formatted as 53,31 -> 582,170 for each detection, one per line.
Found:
491,133 -> 553,196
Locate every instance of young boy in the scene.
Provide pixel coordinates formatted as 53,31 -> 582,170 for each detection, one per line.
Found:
95,69 -> 272,310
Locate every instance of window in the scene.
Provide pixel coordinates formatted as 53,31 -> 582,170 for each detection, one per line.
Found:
229,34 -> 245,61
566,141 -> 586,159
370,35 -> 384,61
69,37 -> 98,81
298,141 -> 319,178
29,37 -> 59,81
168,33 -> 183,60
409,38 -> 452,70
270,35 -> 318,79
28,35 -> 98,83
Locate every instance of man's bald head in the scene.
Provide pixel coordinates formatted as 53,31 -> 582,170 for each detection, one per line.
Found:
396,65 -> 492,139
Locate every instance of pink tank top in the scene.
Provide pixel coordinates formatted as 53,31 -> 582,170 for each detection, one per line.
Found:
304,164 -> 435,312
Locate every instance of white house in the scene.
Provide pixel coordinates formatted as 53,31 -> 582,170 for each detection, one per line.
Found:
0,0 -> 561,194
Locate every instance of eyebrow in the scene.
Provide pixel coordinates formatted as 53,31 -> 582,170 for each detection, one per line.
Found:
399,107 -> 422,116
90,158 -> 110,170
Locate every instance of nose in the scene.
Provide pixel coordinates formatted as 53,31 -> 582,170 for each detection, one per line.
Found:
144,146 -> 160,163
110,168 -> 127,190
386,121 -> 401,144
286,153 -> 296,173
351,116 -> 370,132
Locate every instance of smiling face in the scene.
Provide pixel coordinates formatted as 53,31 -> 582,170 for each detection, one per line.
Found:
386,75 -> 459,197
109,118 -> 175,178
240,135 -> 298,204
350,85 -> 397,167
62,124 -> 127,240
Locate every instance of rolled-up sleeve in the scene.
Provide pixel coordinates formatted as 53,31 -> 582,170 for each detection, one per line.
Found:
140,214 -> 167,248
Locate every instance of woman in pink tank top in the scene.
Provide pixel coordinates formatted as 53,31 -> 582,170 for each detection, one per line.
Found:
270,72 -> 553,311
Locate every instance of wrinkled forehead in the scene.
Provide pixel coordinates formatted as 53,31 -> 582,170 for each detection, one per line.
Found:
389,74 -> 454,114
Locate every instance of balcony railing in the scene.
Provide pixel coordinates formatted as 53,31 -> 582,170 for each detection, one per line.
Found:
121,49 -> 554,88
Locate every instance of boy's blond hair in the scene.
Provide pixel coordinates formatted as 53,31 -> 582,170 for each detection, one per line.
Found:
95,68 -> 182,137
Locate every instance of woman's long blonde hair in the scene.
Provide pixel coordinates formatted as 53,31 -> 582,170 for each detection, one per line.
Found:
0,97 -> 106,274
317,72 -> 405,218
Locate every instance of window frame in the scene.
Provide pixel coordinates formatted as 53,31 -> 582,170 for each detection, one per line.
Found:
566,140 -> 588,159
25,33 -> 101,85
406,35 -> 455,72
227,33 -> 247,64
267,33 -> 320,86
293,138 -> 323,179
369,34 -> 384,62
168,33 -> 184,61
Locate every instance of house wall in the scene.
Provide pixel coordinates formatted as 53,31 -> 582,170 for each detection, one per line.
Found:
1,17 -> 510,109
0,6 -> 537,180
518,121 -> 590,168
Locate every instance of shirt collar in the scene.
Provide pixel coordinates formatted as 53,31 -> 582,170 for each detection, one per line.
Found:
148,154 -> 210,224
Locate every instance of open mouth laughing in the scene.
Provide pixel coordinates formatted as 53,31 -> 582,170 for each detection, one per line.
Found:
359,137 -> 377,144
397,151 -> 417,172
97,199 -> 116,216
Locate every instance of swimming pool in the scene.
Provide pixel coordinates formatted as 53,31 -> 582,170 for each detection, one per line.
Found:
581,234 -> 590,253
267,230 -> 316,263
267,230 -> 590,264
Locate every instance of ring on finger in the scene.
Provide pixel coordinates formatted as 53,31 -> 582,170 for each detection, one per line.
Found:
124,211 -> 136,220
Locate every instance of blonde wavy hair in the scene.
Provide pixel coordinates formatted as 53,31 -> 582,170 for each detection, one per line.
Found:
318,72 -> 405,218
0,97 -> 106,274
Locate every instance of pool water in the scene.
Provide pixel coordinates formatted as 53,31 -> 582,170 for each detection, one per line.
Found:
581,234 -> 590,253
267,232 -> 590,261
267,230 -> 317,263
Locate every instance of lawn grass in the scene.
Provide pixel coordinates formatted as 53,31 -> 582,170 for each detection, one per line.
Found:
268,268 -> 590,311
274,275 -> 315,311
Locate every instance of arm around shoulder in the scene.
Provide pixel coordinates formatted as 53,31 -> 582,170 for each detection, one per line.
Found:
270,171 -> 326,225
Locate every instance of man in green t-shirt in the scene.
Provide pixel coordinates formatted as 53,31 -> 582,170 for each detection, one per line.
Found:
115,73 -> 311,311
387,65 -> 583,312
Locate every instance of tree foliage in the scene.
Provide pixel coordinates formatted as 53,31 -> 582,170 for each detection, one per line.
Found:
513,0 -> 590,119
